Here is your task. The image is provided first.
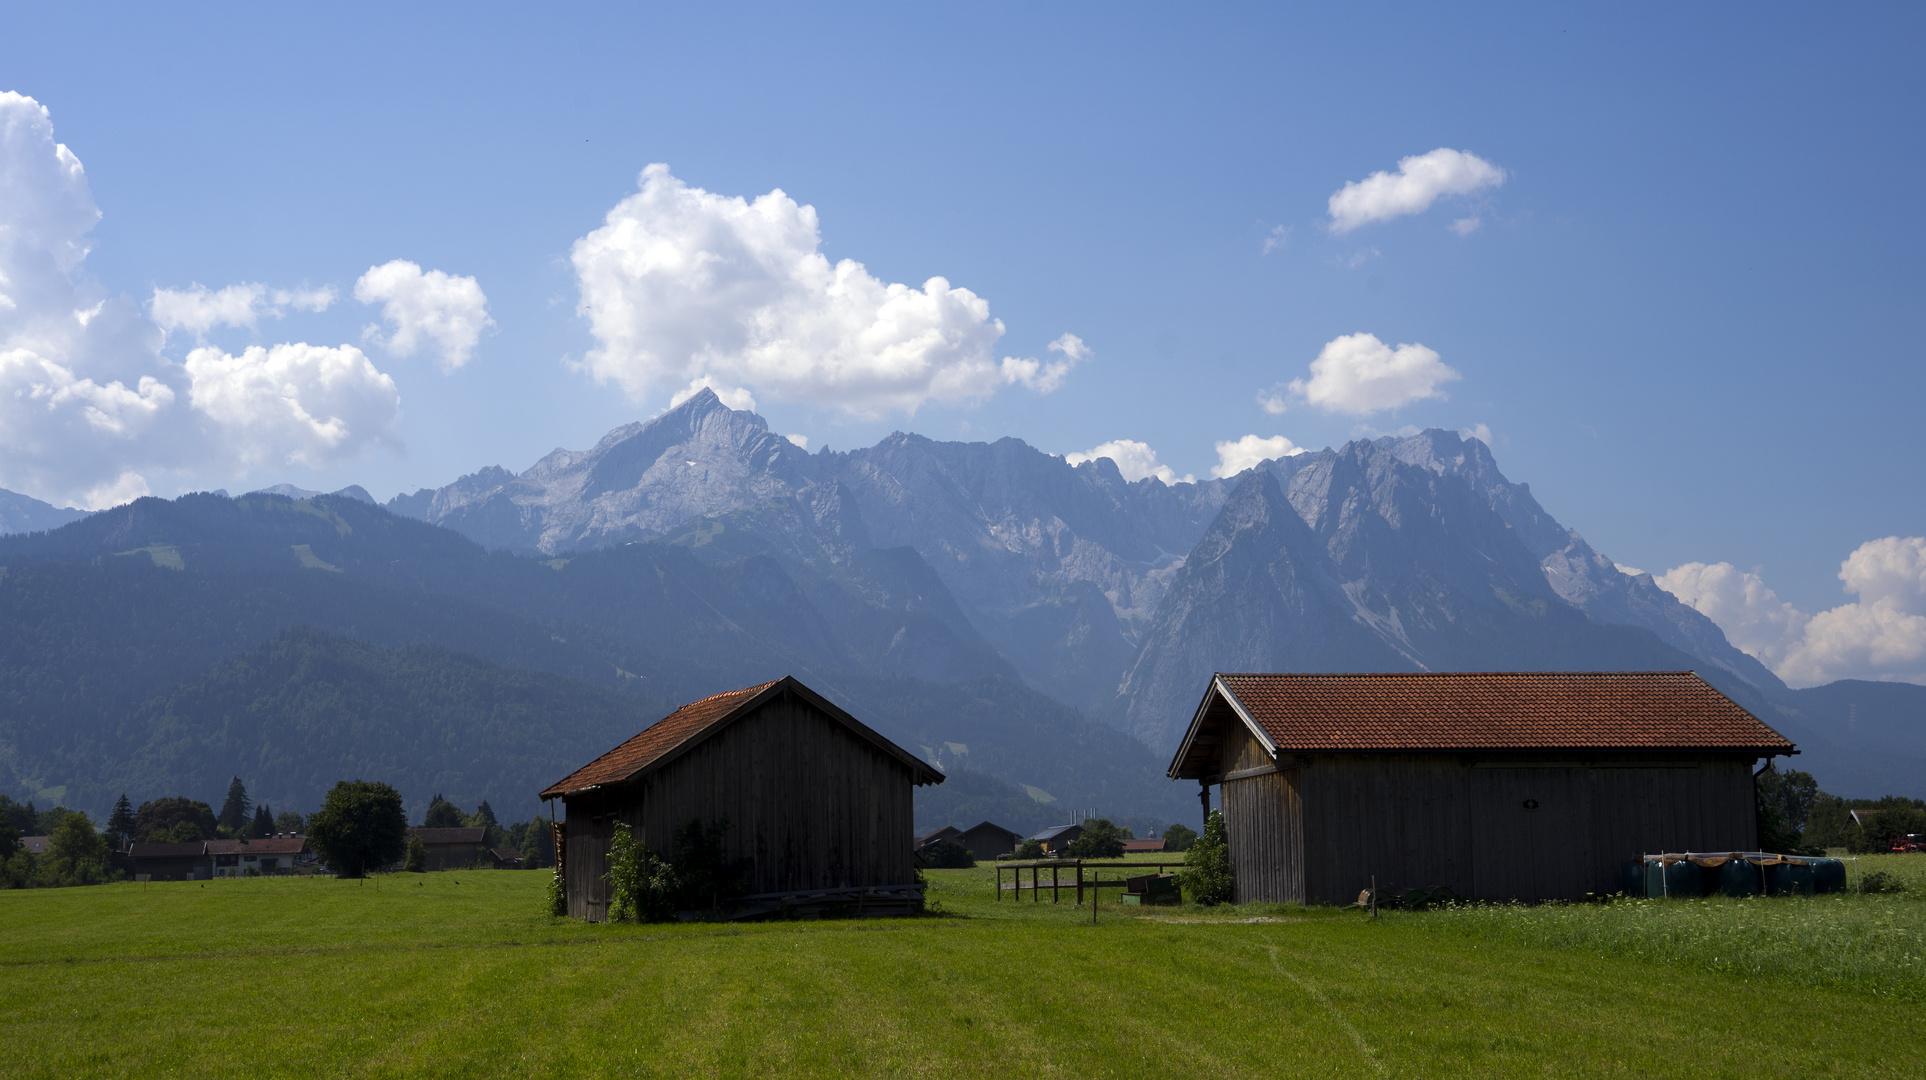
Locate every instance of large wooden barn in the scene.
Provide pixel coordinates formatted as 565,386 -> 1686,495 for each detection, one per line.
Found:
540,676 -> 943,920
1167,671 -> 1796,904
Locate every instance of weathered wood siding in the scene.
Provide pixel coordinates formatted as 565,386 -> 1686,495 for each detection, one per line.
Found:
1220,719 -> 1305,904
564,689 -> 918,920
1286,754 -> 1761,905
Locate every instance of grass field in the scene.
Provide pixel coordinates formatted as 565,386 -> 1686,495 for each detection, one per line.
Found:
5,857 -> 1925,1078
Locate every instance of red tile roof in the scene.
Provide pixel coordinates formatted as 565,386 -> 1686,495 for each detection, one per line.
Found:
540,676 -> 943,800
1210,671 -> 1794,753
541,681 -> 777,799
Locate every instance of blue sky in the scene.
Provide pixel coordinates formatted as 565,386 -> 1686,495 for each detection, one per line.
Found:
2,3 -> 1922,658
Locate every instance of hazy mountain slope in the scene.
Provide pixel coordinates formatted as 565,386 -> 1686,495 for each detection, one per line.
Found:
0,491 -> 1179,823
0,487 -> 86,535
1765,680 -> 1926,798
104,627 -> 668,824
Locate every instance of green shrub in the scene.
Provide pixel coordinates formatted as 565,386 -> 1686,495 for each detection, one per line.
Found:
606,822 -> 678,923
404,834 -> 426,873
1015,838 -> 1044,860
1177,810 -> 1233,906
1161,823 -> 1197,853
545,865 -> 567,917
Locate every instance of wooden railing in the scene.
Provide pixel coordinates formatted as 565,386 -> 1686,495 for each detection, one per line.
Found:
993,859 -> 1187,904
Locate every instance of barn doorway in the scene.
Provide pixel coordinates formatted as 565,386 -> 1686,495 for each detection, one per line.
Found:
1469,767 -> 1596,901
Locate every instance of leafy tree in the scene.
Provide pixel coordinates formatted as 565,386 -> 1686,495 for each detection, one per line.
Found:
1850,807 -> 1926,854
1177,810 -> 1234,906
0,815 -> 18,861
105,794 -> 138,848
921,838 -> 974,868
36,805 -> 75,834
505,820 -> 554,868
404,833 -> 427,872
274,810 -> 306,834
248,805 -> 275,838
307,780 -> 407,877
1065,818 -> 1127,859
40,810 -> 112,886
1161,823 -> 1197,852
136,797 -> 217,842
1757,767 -> 1819,835
0,796 -> 35,835
468,800 -> 504,846
162,821 -> 206,843
422,794 -> 466,829
217,776 -> 251,834
1015,838 -> 1044,859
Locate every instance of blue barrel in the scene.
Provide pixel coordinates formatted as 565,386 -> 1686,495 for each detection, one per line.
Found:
1767,862 -> 1814,896
1645,860 -> 1703,898
1716,858 -> 1762,897
1810,858 -> 1847,894
1621,860 -> 1645,897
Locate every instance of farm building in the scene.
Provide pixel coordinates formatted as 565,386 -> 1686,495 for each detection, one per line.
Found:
1167,671 -> 1796,904
954,821 -> 1023,861
1029,824 -> 1082,854
124,841 -> 210,881
540,676 -> 943,921
405,827 -> 490,870
207,837 -> 309,876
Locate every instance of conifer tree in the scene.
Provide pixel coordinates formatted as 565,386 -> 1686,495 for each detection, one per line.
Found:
106,794 -> 138,848
217,777 -> 251,834
422,794 -> 465,829
249,805 -> 275,838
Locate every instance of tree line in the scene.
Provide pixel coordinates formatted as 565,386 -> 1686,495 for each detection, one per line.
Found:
1758,766 -> 1926,854
0,775 -> 557,888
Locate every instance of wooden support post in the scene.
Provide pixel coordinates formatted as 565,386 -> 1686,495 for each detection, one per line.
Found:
1077,862 -> 1084,905
1052,863 -> 1060,903
1200,779 -> 1211,830
1031,865 -> 1039,903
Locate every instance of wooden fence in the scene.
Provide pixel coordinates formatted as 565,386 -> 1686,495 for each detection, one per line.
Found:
994,859 -> 1188,904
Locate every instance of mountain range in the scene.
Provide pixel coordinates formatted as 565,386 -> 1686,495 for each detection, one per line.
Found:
2,389 -> 1919,829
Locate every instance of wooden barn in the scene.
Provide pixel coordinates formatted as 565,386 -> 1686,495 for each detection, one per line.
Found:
540,676 -> 943,921
1167,671 -> 1796,904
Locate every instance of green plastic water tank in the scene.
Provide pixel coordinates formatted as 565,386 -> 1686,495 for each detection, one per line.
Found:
1810,858 -> 1847,894
1621,860 -> 1645,897
1766,862 -> 1814,896
1645,860 -> 1703,898
1716,858 -> 1762,897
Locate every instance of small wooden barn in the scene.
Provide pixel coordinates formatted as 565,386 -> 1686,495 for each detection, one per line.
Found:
1167,671 -> 1796,904
540,676 -> 943,921
954,821 -> 1023,861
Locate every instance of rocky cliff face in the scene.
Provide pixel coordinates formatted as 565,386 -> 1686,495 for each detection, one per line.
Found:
387,392 -> 1785,739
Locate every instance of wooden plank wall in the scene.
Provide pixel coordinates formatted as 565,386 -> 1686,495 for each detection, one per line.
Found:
1287,754 -> 1763,905
1219,720 -> 1305,904
562,689 -> 918,920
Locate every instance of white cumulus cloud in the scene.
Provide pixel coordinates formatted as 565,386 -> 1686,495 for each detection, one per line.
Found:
354,260 -> 491,371
1327,148 -> 1506,234
1211,434 -> 1308,478
1002,333 -> 1088,394
670,375 -> 757,412
1065,439 -> 1192,485
571,164 -> 1067,416
149,282 -> 337,338
1272,332 -> 1460,416
183,343 -> 401,468
1656,537 -> 1926,687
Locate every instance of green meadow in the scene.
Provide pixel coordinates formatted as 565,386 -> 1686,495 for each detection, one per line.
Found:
5,857 -> 1925,1078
